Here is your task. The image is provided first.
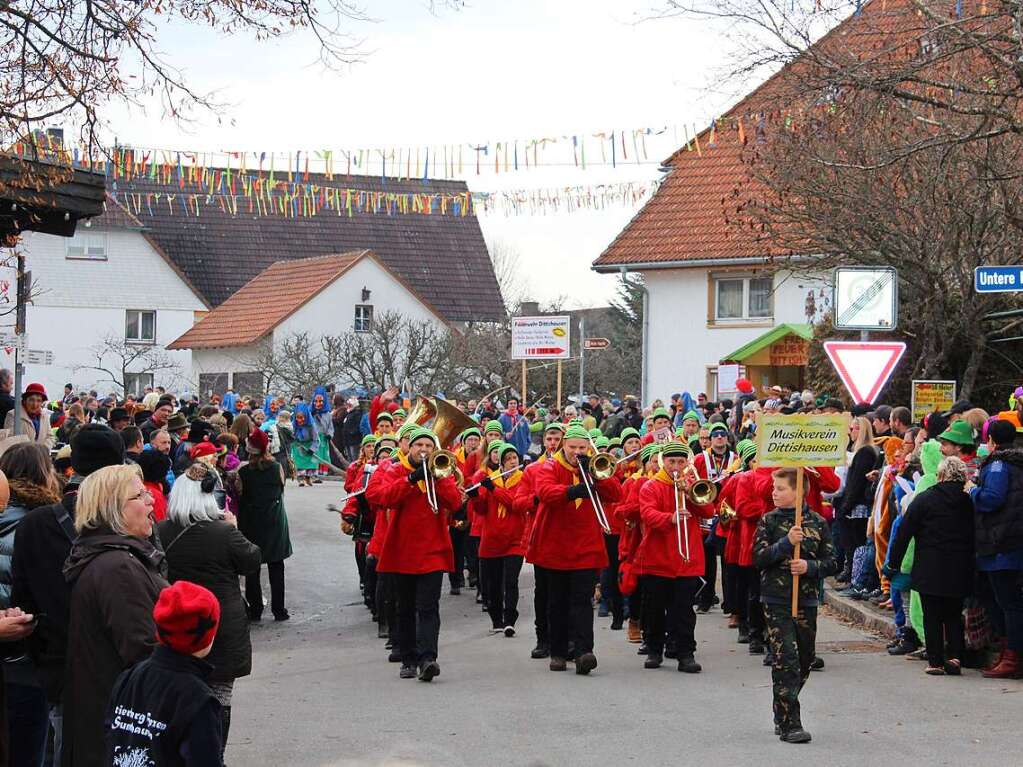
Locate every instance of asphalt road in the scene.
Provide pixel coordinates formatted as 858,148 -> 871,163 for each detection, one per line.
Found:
228,483 -> 1022,767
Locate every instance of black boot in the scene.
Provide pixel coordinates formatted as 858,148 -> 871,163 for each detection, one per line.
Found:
531,641 -> 550,659
737,621 -> 750,644
644,652 -> 663,669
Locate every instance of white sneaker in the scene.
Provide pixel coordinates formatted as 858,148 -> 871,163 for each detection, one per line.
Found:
504,626 -> 516,637
489,627 -> 502,635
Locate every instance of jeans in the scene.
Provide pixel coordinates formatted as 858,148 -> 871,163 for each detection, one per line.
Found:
483,556 -> 524,629
547,568 -> 598,658
245,561 -> 286,617
988,569 -> 1023,652
599,535 -> 623,623
919,592 -> 964,666
47,703 -> 62,767
394,571 -> 444,666
641,575 -> 700,656
5,681 -> 47,767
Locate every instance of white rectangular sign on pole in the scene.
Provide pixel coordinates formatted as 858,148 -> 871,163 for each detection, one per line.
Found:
511,315 -> 571,360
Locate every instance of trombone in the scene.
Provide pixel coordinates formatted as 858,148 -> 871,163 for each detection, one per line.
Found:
672,470 -> 691,562
580,437 -> 614,534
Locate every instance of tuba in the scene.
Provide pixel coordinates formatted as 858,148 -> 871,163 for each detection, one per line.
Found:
407,396 -> 478,450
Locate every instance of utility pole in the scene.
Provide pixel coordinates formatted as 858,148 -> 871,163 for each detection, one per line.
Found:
577,314 -> 585,406
12,253 -> 27,436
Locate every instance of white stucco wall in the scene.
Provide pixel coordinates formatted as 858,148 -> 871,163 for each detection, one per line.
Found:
274,256 -> 443,339
643,266 -> 828,400
0,226 -> 206,396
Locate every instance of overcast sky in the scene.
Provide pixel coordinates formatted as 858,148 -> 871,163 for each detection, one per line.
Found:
106,0 -> 750,308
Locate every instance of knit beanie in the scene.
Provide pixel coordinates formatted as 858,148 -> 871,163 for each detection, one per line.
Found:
661,442 -> 692,458
361,434 -> 378,447
545,422 -> 566,434
563,424 -> 590,441
484,420 -> 503,435
650,407 -> 671,421
71,424 -> 125,476
594,436 -> 610,449
682,410 -> 701,424
498,443 -> 520,463
460,427 -> 481,441
408,426 -> 437,446
153,581 -> 220,655
640,443 -> 662,462
620,427 -> 641,442
708,422 -> 729,436
737,439 -> 758,461
396,421 -> 418,440
588,428 -> 603,439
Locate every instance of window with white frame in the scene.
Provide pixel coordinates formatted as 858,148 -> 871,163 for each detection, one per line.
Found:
65,230 -> 108,260
713,274 -> 773,322
124,373 -> 154,397
354,304 -> 373,333
125,310 -> 156,343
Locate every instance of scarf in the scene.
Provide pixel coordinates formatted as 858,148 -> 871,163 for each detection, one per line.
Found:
554,450 -> 583,508
397,451 -> 427,494
492,469 -> 523,517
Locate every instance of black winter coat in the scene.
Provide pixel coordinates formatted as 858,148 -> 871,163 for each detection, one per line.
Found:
157,518 -> 261,683
838,445 -> 878,517
10,488 -> 78,702
888,480 -> 975,598
63,529 -> 168,767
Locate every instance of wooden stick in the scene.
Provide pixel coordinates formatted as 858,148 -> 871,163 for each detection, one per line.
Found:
791,466 -> 805,617
522,360 -> 528,403
556,360 -> 563,411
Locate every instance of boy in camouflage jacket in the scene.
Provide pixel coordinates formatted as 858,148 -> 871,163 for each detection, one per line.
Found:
753,467 -> 836,744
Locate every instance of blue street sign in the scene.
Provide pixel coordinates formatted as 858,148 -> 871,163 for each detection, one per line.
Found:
975,266 -> 1023,293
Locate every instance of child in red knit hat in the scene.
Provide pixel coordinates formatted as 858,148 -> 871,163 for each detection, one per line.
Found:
104,581 -> 224,766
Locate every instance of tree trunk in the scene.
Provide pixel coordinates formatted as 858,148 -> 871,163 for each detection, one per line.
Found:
960,337 -> 986,400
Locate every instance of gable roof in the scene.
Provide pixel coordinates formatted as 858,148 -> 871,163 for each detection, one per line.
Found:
593,0 -> 917,272
722,323 -> 814,362
168,250 -> 447,349
111,172 -> 504,323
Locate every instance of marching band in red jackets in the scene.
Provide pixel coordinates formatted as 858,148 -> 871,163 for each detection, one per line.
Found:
475,469 -> 530,558
528,453 -> 622,571
635,470 -> 714,578
367,452 -> 461,575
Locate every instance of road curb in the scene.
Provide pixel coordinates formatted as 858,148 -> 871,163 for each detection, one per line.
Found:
823,582 -> 896,639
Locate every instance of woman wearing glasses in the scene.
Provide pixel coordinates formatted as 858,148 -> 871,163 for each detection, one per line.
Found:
62,463 -> 169,767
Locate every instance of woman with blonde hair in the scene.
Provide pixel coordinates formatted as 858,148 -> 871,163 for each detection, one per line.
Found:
62,464 -> 168,766
836,416 -> 878,585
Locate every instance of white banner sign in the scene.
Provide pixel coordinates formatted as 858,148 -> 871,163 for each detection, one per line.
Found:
511,315 -> 571,360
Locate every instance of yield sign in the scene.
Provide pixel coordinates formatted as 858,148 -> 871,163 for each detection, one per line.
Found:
823,340 -> 907,405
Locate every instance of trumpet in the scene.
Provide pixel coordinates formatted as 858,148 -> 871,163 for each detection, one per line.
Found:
422,448 -> 459,514
672,471 -> 691,562
718,499 -> 737,526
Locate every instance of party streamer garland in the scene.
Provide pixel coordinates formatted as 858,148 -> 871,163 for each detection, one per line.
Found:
107,179 -> 661,219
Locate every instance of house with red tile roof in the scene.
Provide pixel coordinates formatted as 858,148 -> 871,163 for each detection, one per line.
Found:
168,250 -> 452,397
587,1 -> 912,401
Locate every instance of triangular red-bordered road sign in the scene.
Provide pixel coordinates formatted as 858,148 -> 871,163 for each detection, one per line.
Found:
823,340 -> 907,405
